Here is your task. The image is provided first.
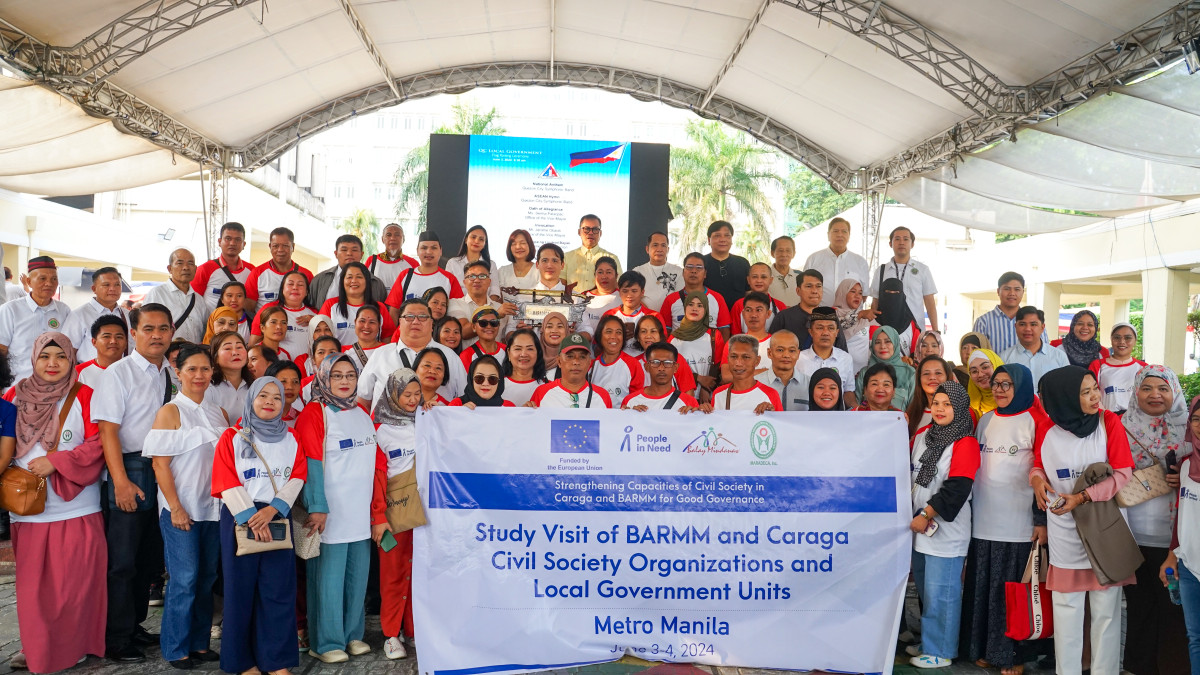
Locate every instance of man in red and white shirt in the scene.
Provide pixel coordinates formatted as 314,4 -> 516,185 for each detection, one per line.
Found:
602,270 -> 662,352
729,263 -> 786,334
530,333 -> 612,409
710,335 -> 782,413
365,223 -> 418,290
622,342 -> 699,411
244,226 -> 313,311
386,231 -> 464,322
659,252 -> 731,336
75,314 -> 128,388
192,221 -> 252,312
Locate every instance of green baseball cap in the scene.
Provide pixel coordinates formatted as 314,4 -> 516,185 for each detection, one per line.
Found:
560,332 -> 593,356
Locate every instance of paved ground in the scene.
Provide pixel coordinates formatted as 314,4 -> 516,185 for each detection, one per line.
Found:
0,542 -> 1023,675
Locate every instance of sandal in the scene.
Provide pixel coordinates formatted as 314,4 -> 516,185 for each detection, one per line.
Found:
1001,667 -> 1024,675
297,630 -> 309,651
976,660 -> 994,669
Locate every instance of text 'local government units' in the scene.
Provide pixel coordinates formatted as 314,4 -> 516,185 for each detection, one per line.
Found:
412,408 -> 912,675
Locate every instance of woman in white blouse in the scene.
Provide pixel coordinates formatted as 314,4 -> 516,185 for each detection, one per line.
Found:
495,229 -> 539,291
146,343 -> 227,669
445,225 -> 500,298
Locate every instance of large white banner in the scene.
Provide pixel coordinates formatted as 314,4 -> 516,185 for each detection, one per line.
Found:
413,409 -> 911,675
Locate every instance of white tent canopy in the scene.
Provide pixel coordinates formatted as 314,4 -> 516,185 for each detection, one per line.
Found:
0,0 -> 1198,232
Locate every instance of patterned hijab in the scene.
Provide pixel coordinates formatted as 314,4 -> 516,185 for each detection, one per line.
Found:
915,380 -> 973,487
237,377 -> 289,457
966,348 -> 1004,417
916,330 -> 944,357
1184,396 -> 1200,482
856,325 -> 915,409
672,291 -> 711,342
311,353 -> 358,411
1122,365 -> 1188,469
1061,310 -> 1102,368
373,368 -> 418,427
13,332 -> 78,459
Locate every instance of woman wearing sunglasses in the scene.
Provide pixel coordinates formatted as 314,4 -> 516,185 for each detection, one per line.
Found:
459,307 -> 507,373
449,356 -> 515,408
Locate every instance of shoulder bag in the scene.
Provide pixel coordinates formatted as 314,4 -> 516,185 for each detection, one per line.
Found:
385,466 -> 427,533
234,430 -> 293,556
1116,435 -> 1173,508
0,383 -> 84,516
289,407 -> 329,560
1005,544 -> 1053,640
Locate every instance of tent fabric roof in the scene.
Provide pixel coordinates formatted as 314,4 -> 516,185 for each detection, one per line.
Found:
0,0 -> 1198,231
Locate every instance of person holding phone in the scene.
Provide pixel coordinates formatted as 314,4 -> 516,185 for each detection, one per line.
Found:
908,380 -> 981,669
211,377 -> 307,675
370,369 -> 422,659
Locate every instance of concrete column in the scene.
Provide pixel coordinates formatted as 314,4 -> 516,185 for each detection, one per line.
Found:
1035,282 -> 1062,338
1141,267 -> 1189,371
1098,297 -> 1130,331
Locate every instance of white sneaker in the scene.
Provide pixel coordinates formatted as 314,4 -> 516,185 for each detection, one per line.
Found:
905,644 -> 923,657
211,624 -> 223,639
347,640 -> 371,656
910,655 -> 952,669
9,652 -> 27,670
308,649 -> 349,663
384,637 -> 408,660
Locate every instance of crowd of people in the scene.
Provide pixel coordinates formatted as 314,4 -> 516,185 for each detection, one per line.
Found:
0,215 -> 1195,675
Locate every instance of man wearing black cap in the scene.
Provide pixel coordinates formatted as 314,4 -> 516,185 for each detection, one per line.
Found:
0,256 -> 71,379
385,231 -> 464,324
529,332 -> 612,408
795,307 -> 857,410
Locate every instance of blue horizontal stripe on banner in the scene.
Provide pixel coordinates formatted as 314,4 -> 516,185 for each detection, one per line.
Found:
435,658 -> 613,675
427,473 -> 897,513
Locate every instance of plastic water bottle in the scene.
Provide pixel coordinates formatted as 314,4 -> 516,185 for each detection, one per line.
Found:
1166,567 -> 1182,606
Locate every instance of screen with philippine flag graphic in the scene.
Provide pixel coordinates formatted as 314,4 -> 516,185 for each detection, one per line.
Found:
465,135 -> 632,254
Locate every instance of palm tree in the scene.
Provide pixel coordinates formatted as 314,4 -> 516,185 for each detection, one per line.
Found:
669,120 -> 781,257
392,99 -> 506,232
339,208 -> 381,255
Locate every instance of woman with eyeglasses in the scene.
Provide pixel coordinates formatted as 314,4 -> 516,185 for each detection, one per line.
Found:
962,363 -> 1051,675
446,225 -> 500,298
460,307 -> 507,373
294,354 -> 382,664
450,356 -> 515,408
503,329 -> 547,406
967,349 -> 1005,419
342,305 -> 385,372
1089,322 -> 1146,414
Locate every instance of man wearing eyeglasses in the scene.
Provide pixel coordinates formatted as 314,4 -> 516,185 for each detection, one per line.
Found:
620,342 -> 699,412
658,252 -> 731,338
357,298 -> 466,407
529,333 -> 613,408
449,260 -> 511,347
563,214 -> 623,287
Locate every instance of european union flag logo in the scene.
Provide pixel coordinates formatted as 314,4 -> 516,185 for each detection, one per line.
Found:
339,438 -> 354,450
1056,469 -> 1071,479
551,420 -> 600,453
242,468 -> 257,480
388,448 -> 407,459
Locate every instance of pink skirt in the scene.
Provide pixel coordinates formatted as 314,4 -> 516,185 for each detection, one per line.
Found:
12,513 -> 107,673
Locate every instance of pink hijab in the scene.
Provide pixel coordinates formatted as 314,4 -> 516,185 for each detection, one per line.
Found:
13,332 -> 78,458
1185,395 -> 1200,482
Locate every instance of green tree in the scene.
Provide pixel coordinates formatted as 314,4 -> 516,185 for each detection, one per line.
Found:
783,164 -> 861,232
669,120 -> 781,257
339,208 -> 381,256
392,99 -> 506,232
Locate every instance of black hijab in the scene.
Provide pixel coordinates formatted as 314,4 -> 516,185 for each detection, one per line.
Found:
877,277 -> 915,333
807,367 -> 846,411
915,380 -> 973,487
1040,365 -> 1099,439
1061,310 -> 1102,368
461,355 -> 506,407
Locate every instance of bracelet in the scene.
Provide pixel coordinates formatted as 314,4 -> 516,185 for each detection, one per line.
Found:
1079,491 -> 1091,504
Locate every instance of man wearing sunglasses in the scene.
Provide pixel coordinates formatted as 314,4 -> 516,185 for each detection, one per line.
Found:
621,342 -> 699,412
460,307 -> 507,372
529,333 -> 612,408
357,297 -> 466,407
563,214 -> 623,287
450,260 -> 511,347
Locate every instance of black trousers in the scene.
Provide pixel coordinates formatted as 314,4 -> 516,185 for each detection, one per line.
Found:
105,506 -> 163,651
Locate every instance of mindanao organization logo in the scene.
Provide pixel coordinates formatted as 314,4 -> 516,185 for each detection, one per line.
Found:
749,421 -> 777,462
551,420 -> 600,453
683,427 -> 739,455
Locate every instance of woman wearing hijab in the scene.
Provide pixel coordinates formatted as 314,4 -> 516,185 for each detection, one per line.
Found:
145,344 -> 226,669
967,349 -> 1005,419
296,315 -> 335,377
370,369 -> 422,660
908,380 -> 981,668
855,325 -> 915,410
873,277 -> 921,358
833,278 -> 871,373
669,291 -> 725,403
808,368 -> 847,411
294,354 -> 383,663
203,306 -> 240,345
539,311 -> 568,379
1030,366 -> 1135,675
955,332 -> 991,387
1162,395 -> 1200,671
962,364 -> 1050,675
907,356 -> 954,438
1055,310 -> 1108,368
2,333 -> 105,674
211,377 -> 308,675
450,356 -> 514,408
916,330 -> 944,361
1122,365 -> 1190,675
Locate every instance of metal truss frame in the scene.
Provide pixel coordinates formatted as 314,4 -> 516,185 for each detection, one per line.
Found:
232,61 -> 862,190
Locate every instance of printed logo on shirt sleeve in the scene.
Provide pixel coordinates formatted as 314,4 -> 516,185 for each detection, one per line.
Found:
1055,468 -> 1071,479
339,438 -> 354,450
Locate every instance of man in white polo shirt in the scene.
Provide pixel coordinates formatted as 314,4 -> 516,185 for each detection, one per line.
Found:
358,298 -> 465,406
144,249 -> 206,344
804,217 -> 870,307
62,266 -> 129,363
0,256 -> 71,379
870,226 -> 939,332
795,307 -> 857,410
711,335 -> 782,413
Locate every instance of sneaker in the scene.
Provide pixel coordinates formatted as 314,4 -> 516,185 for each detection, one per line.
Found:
905,645 -> 923,657
9,652 -> 27,670
211,624 -> 223,639
308,649 -> 349,664
347,640 -> 371,656
384,637 -> 407,660
910,655 -> 952,669
149,583 -> 165,607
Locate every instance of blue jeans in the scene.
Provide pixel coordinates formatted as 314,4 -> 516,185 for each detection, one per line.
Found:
306,539 -> 370,655
1179,561 -> 1200,674
158,509 -> 219,661
912,551 -> 965,660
